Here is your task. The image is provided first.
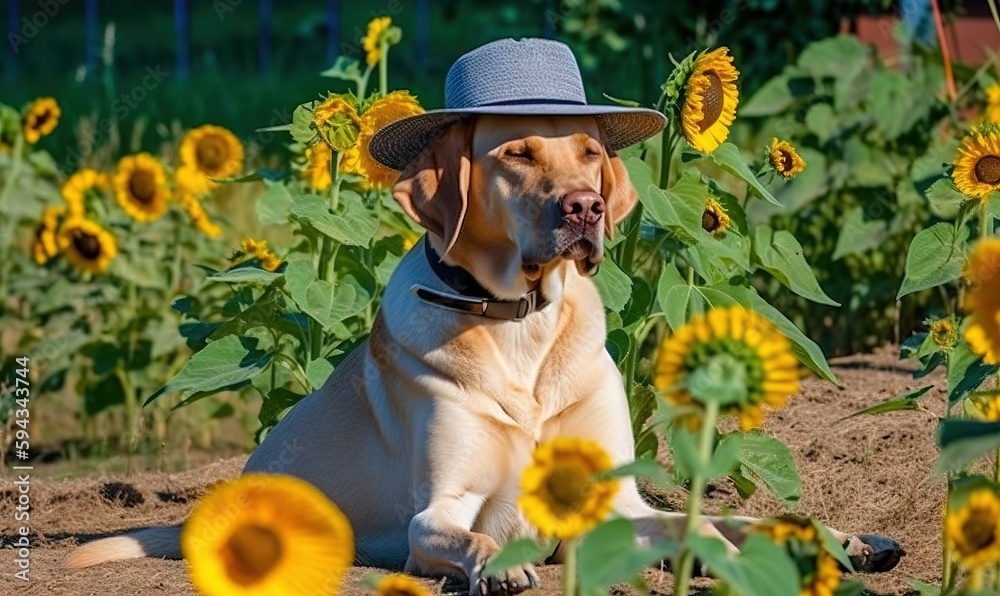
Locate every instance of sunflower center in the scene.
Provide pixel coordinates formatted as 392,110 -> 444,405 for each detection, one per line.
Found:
684,338 -> 765,401
196,137 -> 228,172
34,110 -> 52,129
221,524 -> 283,586
72,230 -> 101,260
544,464 -> 590,514
698,72 -> 725,133
702,209 -> 720,233
974,155 -> 1000,185
779,150 -> 795,173
962,513 -> 997,553
128,171 -> 157,204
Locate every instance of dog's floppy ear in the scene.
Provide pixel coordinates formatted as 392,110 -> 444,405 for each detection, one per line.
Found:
392,119 -> 474,256
600,149 -> 639,240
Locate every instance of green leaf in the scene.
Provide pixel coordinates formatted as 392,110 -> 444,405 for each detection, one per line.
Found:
481,539 -> 553,577
804,103 -> 837,143
320,56 -> 366,85
577,519 -> 676,595
147,335 -> 272,404
290,191 -> 378,247
306,357 -> 334,391
797,35 -> 869,79
898,222 -> 970,299
639,183 -> 701,243
290,104 -> 316,145
734,432 -> 801,503
729,468 -> 757,500
814,520 -> 855,572
935,419 -> 1000,474
208,266 -> 283,285
841,386 -> 934,420
752,225 -> 839,306
832,207 -> 888,260
707,433 -> 742,480
708,143 -> 782,206
740,73 -> 797,117
602,458 -> 672,487
947,341 -> 998,404
657,262 -> 708,330
259,387 -> 305,428
593,258 -> 633,313
669,426 -> 700,481
284,260 -> 359,328
689,533 -> 800,596
925,178 -> 968,220
257,181 -> 294,225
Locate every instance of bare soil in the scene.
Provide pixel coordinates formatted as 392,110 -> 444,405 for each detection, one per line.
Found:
0,348 -> 945,595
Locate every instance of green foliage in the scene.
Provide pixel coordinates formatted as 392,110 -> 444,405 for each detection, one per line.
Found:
739,34 -> 961,355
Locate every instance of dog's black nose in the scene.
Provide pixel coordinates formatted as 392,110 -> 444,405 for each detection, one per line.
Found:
561,190 -> 605,226
843,534 -> 906,573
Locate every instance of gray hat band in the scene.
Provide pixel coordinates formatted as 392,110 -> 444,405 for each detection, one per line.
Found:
444,38 -> 588,109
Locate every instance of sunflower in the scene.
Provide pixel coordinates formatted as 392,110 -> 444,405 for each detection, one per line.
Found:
953,124 -> 1000,201
767,138 -> 806,179
681,48 -> 739,154
22,97 -> 60,144
240,237 -> 281,272
702,196 -> 730,235
57,216 -> 117,274
113,153 -> 170,222
182,473 -> 354,596
32,205 -> 64,265
654,306 -> 799,431
178,125 -> 244,196
355,91 -> 424,188
946,488 -> 1000,575
363,17 -> 393,66
962,238 -> 1000,364
519,437 -> 619,540
927,316 -> 959,351
974,392 -> 1000,421
375,573 -> 431,596
61,168 -> 108,216
178,192 -> 222,238
753,518 -> 841,596
986,84 -> 1000,123
303,142 -> 333,191
313,95 -> 361,152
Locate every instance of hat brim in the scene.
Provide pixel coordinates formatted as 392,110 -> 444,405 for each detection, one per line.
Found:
369,105 -> 667,172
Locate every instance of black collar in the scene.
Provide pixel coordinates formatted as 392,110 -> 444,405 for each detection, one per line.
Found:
410,237 -> 550,321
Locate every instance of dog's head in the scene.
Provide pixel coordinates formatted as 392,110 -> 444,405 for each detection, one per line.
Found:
392,115 -> 638,298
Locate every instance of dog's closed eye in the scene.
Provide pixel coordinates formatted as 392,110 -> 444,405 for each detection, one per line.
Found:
503,145 -> 534,161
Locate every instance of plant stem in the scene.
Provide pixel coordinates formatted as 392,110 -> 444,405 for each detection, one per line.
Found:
312,153 -> 343,360
357,65 -> 373,100
983,199 -> 993,238
379,42 -> 389,96
930,0 -> 957,102
674,400 -> 720,596
620,204 -> 643,272
563,538 -> 578,596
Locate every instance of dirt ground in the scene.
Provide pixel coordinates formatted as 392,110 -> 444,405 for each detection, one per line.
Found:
0,348 -> 946,595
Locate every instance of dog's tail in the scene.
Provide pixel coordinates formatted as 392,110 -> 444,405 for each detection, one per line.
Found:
65,525 -> 183,569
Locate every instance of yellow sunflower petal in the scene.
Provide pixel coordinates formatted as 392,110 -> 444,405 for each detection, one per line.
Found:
113,153 -> 170,222
681,48 -> 739,154
953,127 -> 1000,201
22,97 -> 60,144
57,216 -> 117,274
181,473 -> 354,596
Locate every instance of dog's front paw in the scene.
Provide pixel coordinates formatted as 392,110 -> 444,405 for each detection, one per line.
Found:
471,561 -> 540,596
842,534 -> 905,573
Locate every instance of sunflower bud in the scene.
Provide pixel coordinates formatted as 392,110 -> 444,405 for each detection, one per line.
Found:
701,196 -> 731,235
311,94 -> 361,153
926,316 -> 958,351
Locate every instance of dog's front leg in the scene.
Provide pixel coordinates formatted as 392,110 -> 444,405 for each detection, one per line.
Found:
407,494 -> 540,595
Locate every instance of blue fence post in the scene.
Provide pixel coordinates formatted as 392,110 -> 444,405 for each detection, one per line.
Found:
259,0 -> 272,75
326,0 -> 340,65
85,0 -> 99,77
174,0 -> 190,82
416,0 -> 429,71
5,0 -> 19,82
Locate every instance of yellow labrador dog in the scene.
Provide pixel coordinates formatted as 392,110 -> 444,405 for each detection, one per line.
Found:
68,39 -> 902,595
